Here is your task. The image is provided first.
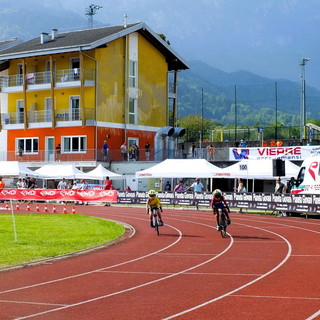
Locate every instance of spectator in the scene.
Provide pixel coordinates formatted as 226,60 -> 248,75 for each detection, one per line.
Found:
28,178 -> 37,189
56,144 -> 61,161
104,176 -> 113,190
174,180 -> 184,192
125,186 -> 131,191
192,143 -> 196,157
237,178 -> 246,213
57,178 -> 67,189
102,140 -> 109,161
120,142 -> 127,161
206,144 -> 215,161
144,142 -> 151,161
187,178 -> 204,192
133,143 -> 139,161
17,178 -> 25,189
275,177 -> 285,193
0,177 -> 5,189
18,147 -> 23,161
79,179 -> 89,190
129,144 -> 135,160
181,144 -> 187,159
165,181 -> 171,191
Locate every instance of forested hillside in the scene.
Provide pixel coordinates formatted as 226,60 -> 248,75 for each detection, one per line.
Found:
178,61 -> 320,126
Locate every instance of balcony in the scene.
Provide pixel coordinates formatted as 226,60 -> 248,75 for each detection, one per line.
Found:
0,68 -> 95,93
1,108 -> 96,127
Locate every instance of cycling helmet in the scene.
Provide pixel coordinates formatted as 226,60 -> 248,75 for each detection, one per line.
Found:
213,189 -> 222,197
148,189 -> 156,197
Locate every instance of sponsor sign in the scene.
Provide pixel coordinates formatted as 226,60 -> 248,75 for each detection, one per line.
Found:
229,146 -> 320,160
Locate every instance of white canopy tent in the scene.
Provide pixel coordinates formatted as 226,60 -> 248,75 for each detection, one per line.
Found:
0,161 -> 41,178
216,159 -> 300,179
34,164 -> 87,180
84,164 -> 125,180
136,159 -> 223,178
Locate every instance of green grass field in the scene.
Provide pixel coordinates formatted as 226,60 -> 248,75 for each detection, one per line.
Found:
0,214 -> 125,268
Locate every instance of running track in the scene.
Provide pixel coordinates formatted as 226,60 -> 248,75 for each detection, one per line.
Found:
0,205 -> 319,320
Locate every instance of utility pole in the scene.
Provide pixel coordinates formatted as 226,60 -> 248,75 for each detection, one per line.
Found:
300,57 -> 310,142
85,4 -> 102,29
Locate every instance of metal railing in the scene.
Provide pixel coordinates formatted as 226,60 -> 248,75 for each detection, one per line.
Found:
1,108 -> 95,125
0,68 -> 95,90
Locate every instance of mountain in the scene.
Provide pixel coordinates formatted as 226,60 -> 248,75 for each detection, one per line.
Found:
177,60 -> 320,126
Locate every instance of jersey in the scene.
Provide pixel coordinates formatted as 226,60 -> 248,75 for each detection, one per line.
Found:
210,195 -> 228,210
147,196 -> 162,209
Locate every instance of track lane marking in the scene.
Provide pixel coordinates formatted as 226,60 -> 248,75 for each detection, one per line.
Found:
306,310 -> 320,320
232,294 -> 320,300
0,221 -> 181,295
162,224 -> 292,320
13,223 -> 234,319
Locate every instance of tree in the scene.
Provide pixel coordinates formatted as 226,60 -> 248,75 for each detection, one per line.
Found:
177,114 -> 218,142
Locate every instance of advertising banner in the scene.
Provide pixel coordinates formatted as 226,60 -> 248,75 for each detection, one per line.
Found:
229,145 -> 320,161
0,189 -> 118,202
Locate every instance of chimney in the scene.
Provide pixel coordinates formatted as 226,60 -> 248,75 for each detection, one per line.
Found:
40,33 -> 50,44
51,29 -> 58,40
123,14 -> 127,28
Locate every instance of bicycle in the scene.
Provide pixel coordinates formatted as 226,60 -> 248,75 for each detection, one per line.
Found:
218,208 -> 229,238
151,207 -> 161,236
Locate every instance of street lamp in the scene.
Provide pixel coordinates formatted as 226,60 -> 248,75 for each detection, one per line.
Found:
300,57 -> 310,141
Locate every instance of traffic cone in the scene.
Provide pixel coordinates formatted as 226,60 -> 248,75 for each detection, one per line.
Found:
5,202 -> 9,210
26,203 -> 31,211
63,205 -> 67,214
15,203 -> 20,210
44,204 -> 48,212
71,206 -> 76,214
52,205 -> 57,213
36,204 -> 40,212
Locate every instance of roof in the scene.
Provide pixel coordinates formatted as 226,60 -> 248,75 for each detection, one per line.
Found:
0,23 -> 188,71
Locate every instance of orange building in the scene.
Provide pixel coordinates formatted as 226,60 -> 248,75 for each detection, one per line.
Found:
0,23 -> 188,166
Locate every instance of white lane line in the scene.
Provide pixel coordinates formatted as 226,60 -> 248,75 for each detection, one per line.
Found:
99,270 -> 260,276
0,300 -> 66,306
162,224 -> 292,320
13,224 -> 234,319
232,294 -> 320,301
0,221 -> 181,295
306,310 -> 320,320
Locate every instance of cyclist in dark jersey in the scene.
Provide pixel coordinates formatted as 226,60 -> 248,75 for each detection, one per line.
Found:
210,189 -> 231,230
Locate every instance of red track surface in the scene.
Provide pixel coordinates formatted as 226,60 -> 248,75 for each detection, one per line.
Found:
0,205 -> 319,320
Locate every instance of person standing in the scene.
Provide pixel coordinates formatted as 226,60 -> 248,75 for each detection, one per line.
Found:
165,181 -> 171,191
18,147 -> 23,161
102,140 -> 109,161
57,178 -> 67,189
0,177 -> 5,189
174,180 -> 184,192
144,142 -> 151,161
16,178 -> 25,189
207,144 -> 215,161
120,142 -> 127,161
192,143 -> 196,157
56,144 -> 61,161
237,178 -> 246,213
133,143 -> 139,161
187,178 -> 204,210
104,176 -> 113,190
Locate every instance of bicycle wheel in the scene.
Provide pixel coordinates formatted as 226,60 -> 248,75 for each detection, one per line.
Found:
153,211 -> 160,236
220,211 -> 227,238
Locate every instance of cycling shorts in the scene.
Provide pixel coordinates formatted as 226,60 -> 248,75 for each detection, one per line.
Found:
213,203 -> 226,209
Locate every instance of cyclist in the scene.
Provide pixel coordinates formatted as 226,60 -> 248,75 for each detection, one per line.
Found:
146,190 -> 164,228
210,189 -> 231,230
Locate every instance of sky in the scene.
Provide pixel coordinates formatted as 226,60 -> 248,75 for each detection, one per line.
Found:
3,0 -> 320,89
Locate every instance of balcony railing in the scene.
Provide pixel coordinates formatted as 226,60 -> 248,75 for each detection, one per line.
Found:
1,108 -> 96,125
0,68 -> 95,91
1,147 -> 236,163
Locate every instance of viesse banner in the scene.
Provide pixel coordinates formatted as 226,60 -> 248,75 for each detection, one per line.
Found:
0,189 -> 118,202
229,146 -> 320,161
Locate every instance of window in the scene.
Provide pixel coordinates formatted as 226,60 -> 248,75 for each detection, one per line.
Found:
129,60 -> 137,88
129,98 -> 137,124
62,136 -> 86,153
16,138 -> 38,154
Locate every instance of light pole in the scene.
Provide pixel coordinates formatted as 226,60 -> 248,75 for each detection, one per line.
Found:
300,58 -> 310,142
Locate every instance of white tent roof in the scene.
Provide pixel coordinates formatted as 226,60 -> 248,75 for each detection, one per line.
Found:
136,159 -> 222,178
34,164 -> 87,180
0,161 -> 41,178
216,159 -> 300,179
84,164 -> 124,180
